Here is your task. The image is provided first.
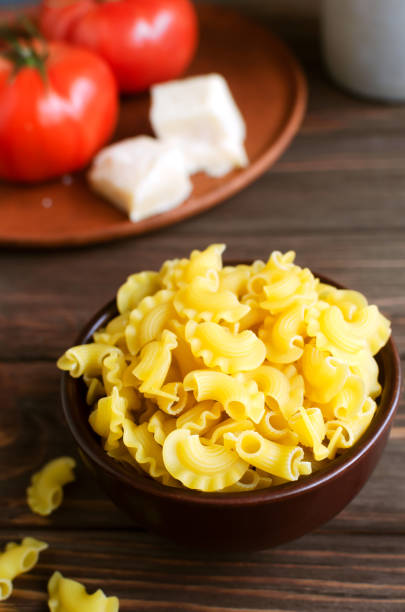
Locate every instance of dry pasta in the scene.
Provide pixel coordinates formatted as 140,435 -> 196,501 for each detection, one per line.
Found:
58,246 -> 391,492
0,538 -> 48,601
48,571 -> 119,612
27,457 -> 76,516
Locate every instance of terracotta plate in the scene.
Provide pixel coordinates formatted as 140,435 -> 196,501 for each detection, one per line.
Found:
0,4 -> 307,248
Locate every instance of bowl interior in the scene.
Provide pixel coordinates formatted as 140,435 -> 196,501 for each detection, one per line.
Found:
62,272 -> 402,506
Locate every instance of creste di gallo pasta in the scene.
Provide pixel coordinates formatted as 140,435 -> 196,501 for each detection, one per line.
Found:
57,245 -> 391,492
48,571 -> 119,612
27,457 -> 76,517
0,538 -> 48,601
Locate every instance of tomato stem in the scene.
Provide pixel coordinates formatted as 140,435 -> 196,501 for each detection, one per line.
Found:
0,17 -> 48,81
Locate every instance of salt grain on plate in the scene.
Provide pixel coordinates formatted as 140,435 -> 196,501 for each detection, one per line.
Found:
41,197 -> 53,209
61,174 -> 73,186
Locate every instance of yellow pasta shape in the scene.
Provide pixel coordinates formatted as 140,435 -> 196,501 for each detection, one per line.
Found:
301,342 -> 349,404
168,319 -> 205,378
101,352 -> 143,412
235,431 -> 309,481
176,401 -> 223,434
58,245 -> 391,493
265,250 -> 296,272
325,398 -> 377,453
306,302 -> 363,361
350,349 -> 381,398
351,306 -> 391,356
237,297 -> 268,331
0,537 -> 48,601
256,409 -> 299,446
48,571 -> 119,612
138,301 -> 176,352
27,457 -> 76,517
103,359 -> 141,413
159,257 -> 188,289
261,268 -> 318,315
163,429 -> 249,491
219,264 -> 251,295
125,289 -> 175,355
93,313 -> 129,349
185,320 -> 266,374
321,288 -> 390,352
157,382 -> 190,415
246,269 -> 273,299
89,387 -> 128,452
263,268 -> 300,302
147,411 -> 176,445
57,344 -> 119,378
275,365 -> 304,420
179,243 -> 226,285
320,286 -> 368,319
325,425 -> 344,460
259,304 -> 306,363
306,302 -> 389,362
244,252 -> 296,301
240,365 -> 290,413
326,374 -> 366,420
183,370 -> 265,424
208,417 -> 255,445
123,420 -> 173,484
132,330 -> 178,400
288,408 -> 329,461
222,468 -> 272,492
160,244 -> 225,291
173,272 -> 250,324
117,270 -> 160,314
101,350 -> 127,395
260,271 -> 300,310
83,375 -> 105,406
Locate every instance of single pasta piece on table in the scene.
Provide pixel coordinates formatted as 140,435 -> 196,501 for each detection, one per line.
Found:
48,571 -> 119,612
27,457 -> 76,516
0,537 -> 48,601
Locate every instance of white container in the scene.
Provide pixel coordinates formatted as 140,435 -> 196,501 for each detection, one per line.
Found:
322,0 -> 405,102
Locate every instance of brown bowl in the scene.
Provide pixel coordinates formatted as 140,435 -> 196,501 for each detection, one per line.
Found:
61,274 -> 401,552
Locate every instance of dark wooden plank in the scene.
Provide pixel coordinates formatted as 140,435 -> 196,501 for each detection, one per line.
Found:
0,360 -> 404,533
1,530 -> 405,611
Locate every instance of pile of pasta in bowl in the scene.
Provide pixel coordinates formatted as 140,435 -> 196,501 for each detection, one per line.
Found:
58,245 -> 391,493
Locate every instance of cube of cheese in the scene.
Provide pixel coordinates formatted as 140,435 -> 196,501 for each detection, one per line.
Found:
150,74 -> 248,178
88,137 -> 192,223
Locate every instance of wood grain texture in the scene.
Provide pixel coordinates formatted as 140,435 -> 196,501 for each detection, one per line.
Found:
1,530 -> 405,611
1,10 -> 404,611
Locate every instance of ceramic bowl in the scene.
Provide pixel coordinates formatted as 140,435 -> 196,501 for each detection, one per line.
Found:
61,275 -> 401,552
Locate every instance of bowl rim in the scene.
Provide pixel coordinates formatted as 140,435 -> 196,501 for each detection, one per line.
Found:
61,271 -> 402,507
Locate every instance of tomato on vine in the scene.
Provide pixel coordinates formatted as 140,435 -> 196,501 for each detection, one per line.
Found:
0,20 -> 118,182
39,0 -> 198,93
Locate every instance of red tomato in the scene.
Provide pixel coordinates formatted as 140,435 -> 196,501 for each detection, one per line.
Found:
0,40 -> 118,182
39,0 -> 198,93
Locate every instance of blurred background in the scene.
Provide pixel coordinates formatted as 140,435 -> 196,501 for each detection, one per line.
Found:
0,0 -> 320,17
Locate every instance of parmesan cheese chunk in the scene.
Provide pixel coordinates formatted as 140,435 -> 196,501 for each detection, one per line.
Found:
150,74 -> 248,178
89,137 -> 192,223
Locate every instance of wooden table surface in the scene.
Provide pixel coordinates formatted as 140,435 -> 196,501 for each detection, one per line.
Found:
1,9 -> 405,612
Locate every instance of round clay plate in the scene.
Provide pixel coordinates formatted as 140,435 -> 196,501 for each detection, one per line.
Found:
0,4 -> 307,248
